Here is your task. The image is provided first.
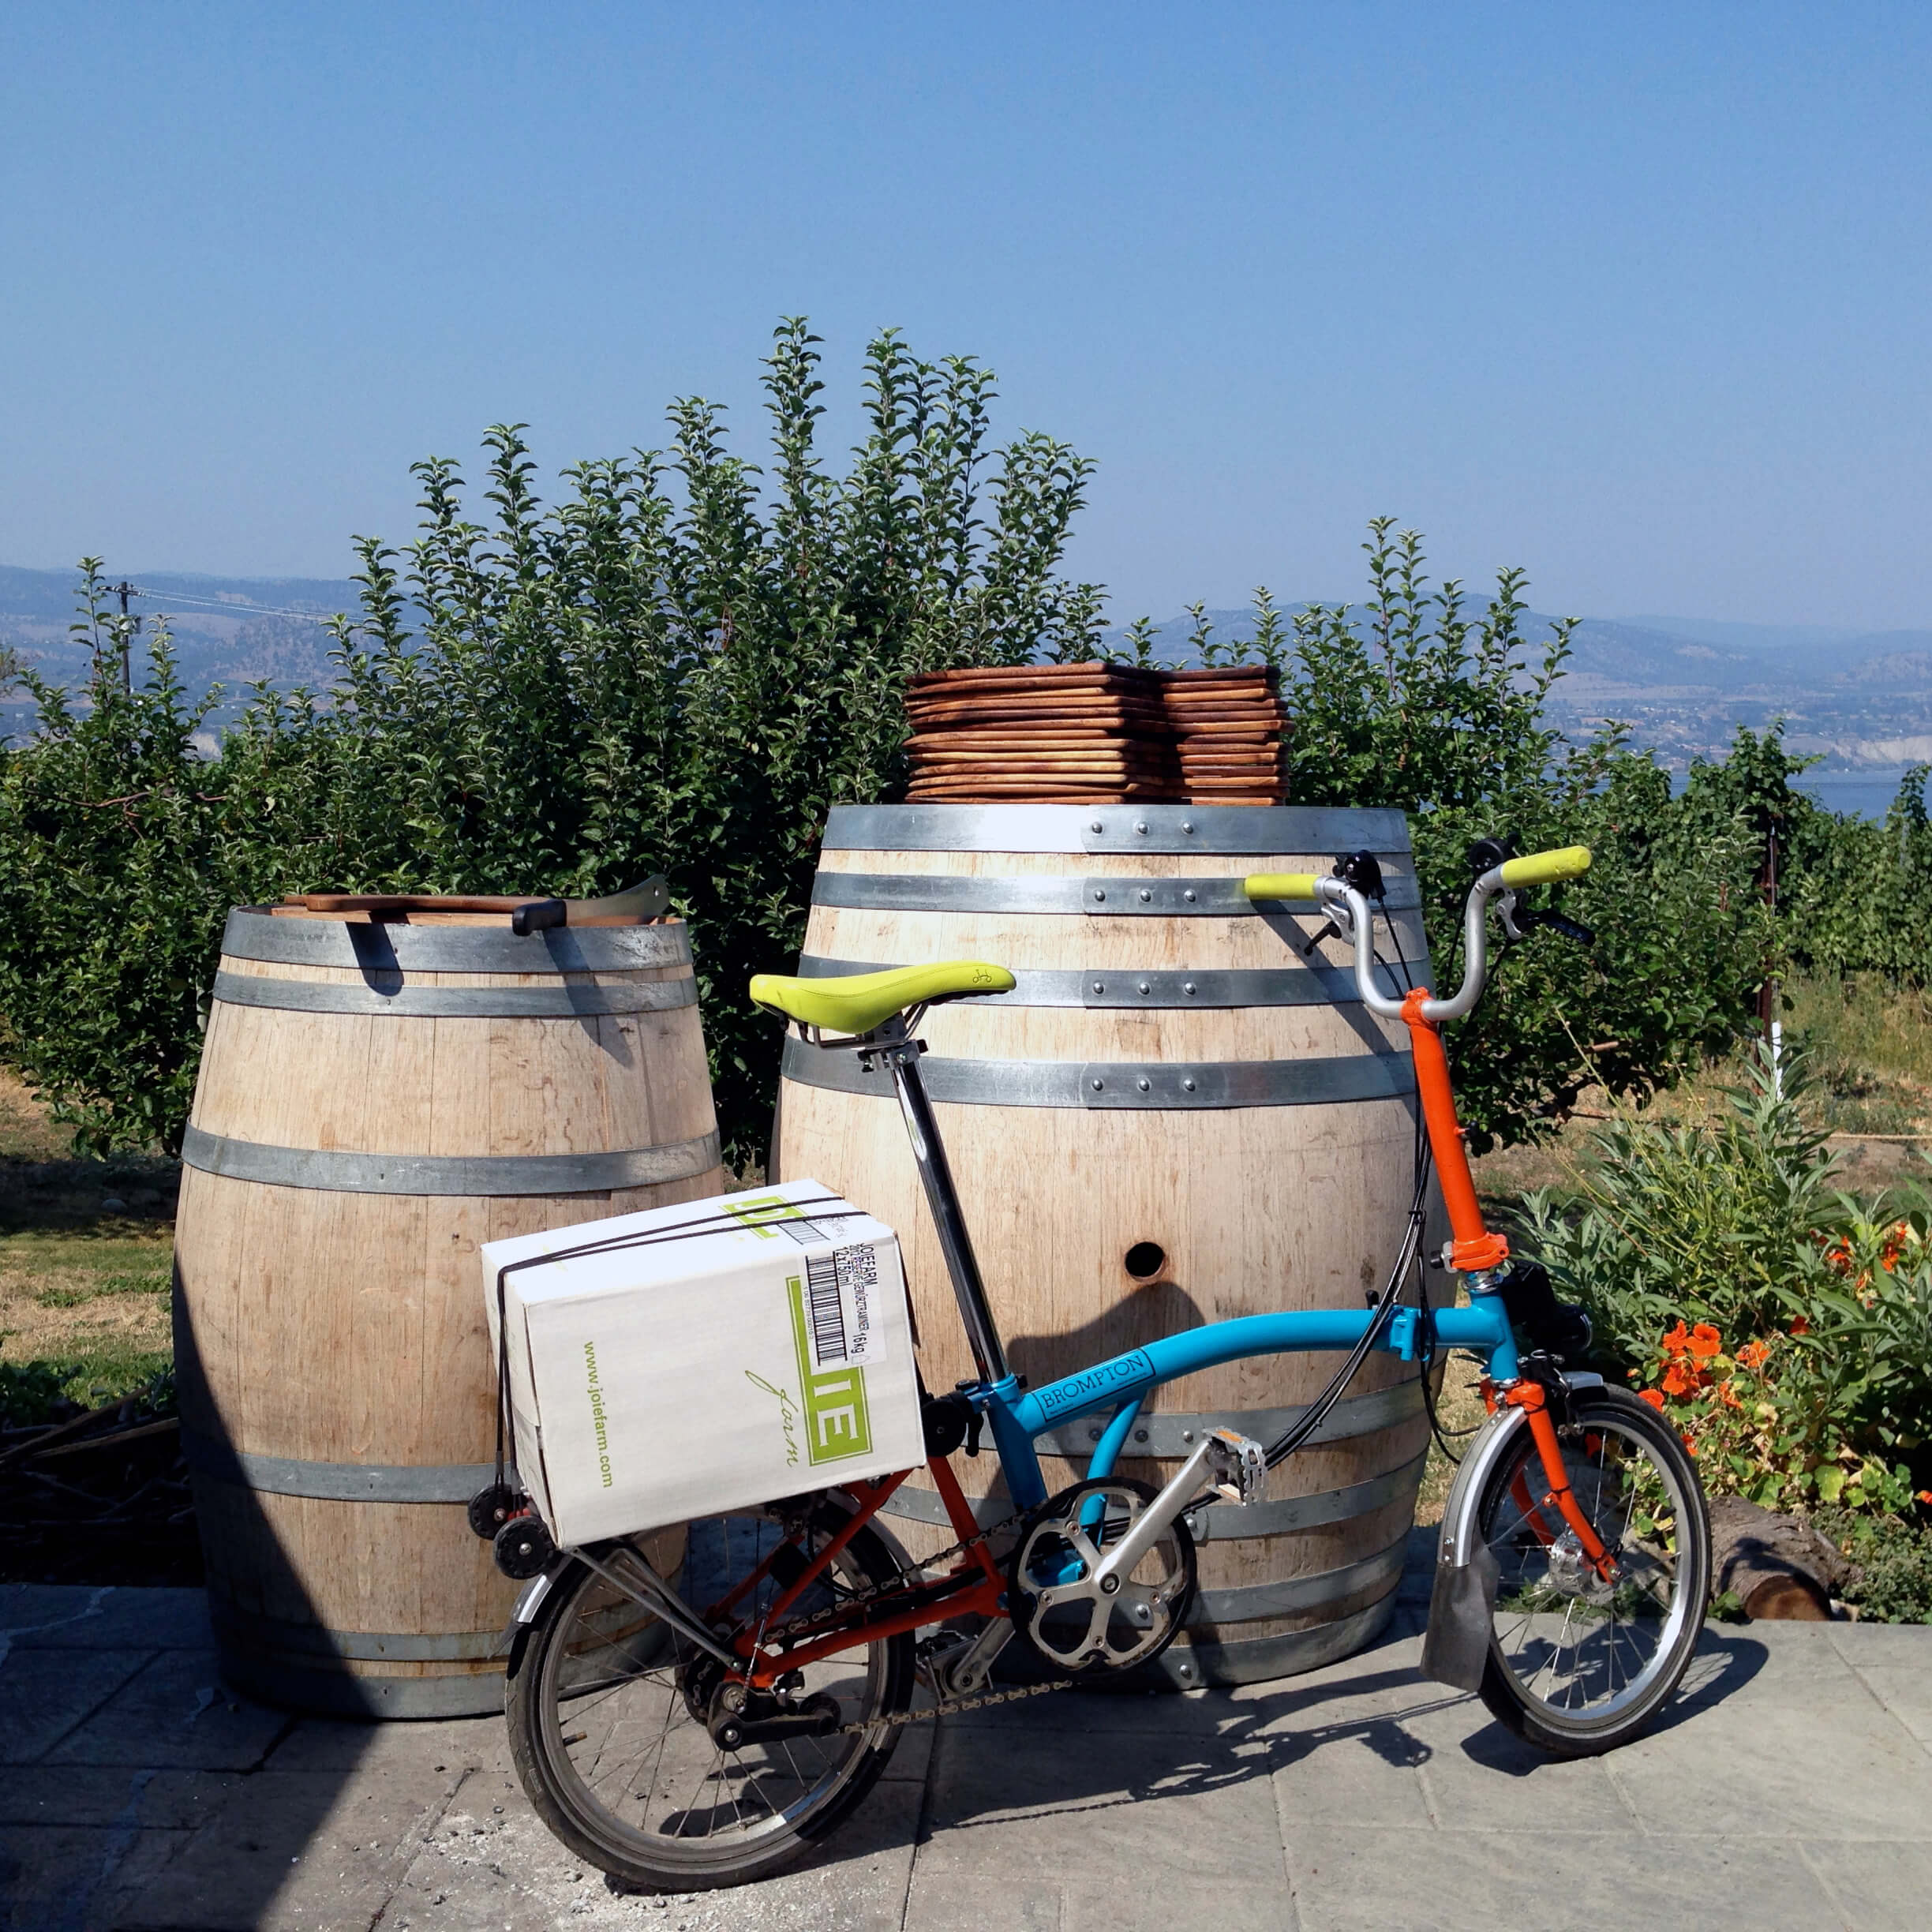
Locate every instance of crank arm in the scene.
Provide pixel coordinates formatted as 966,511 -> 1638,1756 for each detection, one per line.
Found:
573,1544 -> 742,1671
1091,1428 -> 1261,1591
936,1619 -> 1016,1698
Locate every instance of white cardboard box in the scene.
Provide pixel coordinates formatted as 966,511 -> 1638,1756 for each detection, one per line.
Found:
480,1179 -> 923,1546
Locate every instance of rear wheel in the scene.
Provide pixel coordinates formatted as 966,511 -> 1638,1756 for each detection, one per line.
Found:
1474,1386 -> 1709,1756
506,1499 -> 915,1893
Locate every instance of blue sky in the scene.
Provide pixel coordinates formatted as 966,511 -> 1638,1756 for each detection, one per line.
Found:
2,3 -> 1926,627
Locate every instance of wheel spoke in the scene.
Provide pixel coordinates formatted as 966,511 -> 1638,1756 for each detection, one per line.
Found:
511,1506 -> 907,1886
1478,1402 -> 1705,1740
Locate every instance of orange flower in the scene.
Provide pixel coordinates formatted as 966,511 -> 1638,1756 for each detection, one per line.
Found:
1736,1339 -> 1769,1370
1918,1489 -> 1932,1507
1661,1320 -> 1693,1359
1638,1388 -> 1666,1410
1791,1316 -> 1810,1336
1689,1323 -> 1721,1359
1661,1361 -> 1698,1397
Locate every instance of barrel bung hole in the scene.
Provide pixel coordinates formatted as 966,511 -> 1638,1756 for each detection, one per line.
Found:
1124,1241 -> 1167,1282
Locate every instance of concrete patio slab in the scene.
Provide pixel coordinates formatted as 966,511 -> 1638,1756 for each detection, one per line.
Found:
2,1567 -> 1927,1932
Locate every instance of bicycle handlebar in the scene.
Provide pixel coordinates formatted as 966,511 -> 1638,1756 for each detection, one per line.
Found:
1243,844 -> 1592,1025
1497,844 -> 1591,889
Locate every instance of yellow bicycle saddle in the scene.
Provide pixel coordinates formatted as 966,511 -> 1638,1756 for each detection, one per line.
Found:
748,960 -> 1015,1035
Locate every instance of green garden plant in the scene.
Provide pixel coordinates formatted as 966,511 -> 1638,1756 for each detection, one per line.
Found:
1520,1044 -> 1932,1514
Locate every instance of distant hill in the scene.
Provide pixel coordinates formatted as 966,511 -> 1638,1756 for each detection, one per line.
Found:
1106,605 -> 1932,768
6,562 -> 1928,769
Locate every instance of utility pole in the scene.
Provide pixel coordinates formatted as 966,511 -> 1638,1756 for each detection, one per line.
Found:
1758,814 -> 1782,1097
107,580 -> 142,695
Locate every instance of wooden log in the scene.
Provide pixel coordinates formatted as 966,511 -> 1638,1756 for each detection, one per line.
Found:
1708,1495 -> 1850,1619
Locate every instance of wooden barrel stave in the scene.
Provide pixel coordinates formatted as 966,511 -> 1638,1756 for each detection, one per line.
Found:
775,804 -> 1440,1686
174,908 -> 724,1717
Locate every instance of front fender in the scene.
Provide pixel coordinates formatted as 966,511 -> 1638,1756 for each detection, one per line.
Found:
1420,1372 -> 1603,1690
1434,1402 -> 1529,1567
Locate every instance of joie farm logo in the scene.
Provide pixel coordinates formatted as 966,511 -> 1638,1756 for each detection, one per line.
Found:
786,1273 -> 872,1464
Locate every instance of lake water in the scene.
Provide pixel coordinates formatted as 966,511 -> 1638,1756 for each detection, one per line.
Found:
1800,768 -> 1926,820
1669,765 -> 1926,821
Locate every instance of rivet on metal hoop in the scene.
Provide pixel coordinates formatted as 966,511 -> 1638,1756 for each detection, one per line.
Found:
1091,980 -> 1106,994
1092,889 -> 1106,903
1136,1077 -> 1151,1092
1182,1078 -> 1197,1092
1137,888 -> 1152,903
1090,820 -> 1105,832
1183,889 -> 1198,903
1134,820 -> 1148,833
1091,1077 -> 1106,1091
1183,980 -> 1197,994
1137,981 -> 1151,995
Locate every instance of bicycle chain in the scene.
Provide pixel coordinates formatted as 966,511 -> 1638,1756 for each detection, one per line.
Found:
838,1673 -> 1073,1735
755,1496 -> 1081,1733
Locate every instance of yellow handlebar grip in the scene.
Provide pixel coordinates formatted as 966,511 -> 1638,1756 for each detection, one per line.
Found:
1243,872 -> 1320,901
1498,844 -> 1592,888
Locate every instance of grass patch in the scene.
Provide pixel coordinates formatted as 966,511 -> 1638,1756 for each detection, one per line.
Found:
0,1350 -> 174,1424
1474,971 -> 1932,1216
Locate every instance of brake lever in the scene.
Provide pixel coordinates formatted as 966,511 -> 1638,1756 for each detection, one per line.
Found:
1496,888 -> 1526,943
1522,908 -> 1596,947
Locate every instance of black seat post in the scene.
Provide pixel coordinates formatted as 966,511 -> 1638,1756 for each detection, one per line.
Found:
874,1032 -> 1011,1386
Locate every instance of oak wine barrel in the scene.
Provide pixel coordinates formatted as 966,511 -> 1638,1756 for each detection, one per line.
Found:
773,803 -> 1439,1687
173,903 -> 724,1718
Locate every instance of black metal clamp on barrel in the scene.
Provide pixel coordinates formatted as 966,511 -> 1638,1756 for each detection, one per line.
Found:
511,874 -> 672,937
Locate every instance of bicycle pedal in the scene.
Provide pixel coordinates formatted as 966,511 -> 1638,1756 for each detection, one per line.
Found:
1205,1428 -> 1267,1507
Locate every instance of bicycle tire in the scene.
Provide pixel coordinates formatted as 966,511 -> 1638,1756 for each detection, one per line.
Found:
506,1499 -> 915,1893
1474,1385 -> 1710,1757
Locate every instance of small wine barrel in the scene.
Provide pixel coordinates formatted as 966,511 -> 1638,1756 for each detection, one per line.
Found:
774,803 -> 1438,1687
174,903 -> 724,1718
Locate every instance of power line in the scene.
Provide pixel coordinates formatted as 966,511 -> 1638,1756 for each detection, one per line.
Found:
126,584 -> 344,624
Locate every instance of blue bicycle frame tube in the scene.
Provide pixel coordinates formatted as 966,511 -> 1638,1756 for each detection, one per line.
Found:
975,1294 -> 1518,1512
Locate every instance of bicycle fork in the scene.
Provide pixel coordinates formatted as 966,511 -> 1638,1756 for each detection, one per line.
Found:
1402,990 -> 1613,1689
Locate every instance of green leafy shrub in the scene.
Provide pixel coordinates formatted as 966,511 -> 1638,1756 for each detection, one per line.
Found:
1519,1045 -> 1932,1513
0,566 -> 319,1154
1818,1507 -> 1932,1623
1261,527 -> 1775,1148
0,328 -> 1904,1166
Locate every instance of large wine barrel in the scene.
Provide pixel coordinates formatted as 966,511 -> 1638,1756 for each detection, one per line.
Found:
174,904 -> 724,1717
774,803 -> 1438,1687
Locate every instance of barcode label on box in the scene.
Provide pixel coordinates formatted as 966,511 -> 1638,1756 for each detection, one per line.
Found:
802,1243 -> 886,1370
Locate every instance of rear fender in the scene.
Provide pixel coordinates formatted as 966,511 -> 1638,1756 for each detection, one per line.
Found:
498,1563 -> 565,1677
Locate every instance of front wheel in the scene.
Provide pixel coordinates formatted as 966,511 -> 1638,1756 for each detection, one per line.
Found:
1474,1385 -> 1709,1756
506,1500 -> 915,1893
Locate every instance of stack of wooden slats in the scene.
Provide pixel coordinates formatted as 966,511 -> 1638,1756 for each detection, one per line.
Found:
902,664 -> 1180,802
1162,665 -> 1290,806
900,661 -> 1287,805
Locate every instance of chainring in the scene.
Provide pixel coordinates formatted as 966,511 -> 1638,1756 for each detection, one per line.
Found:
1007,1476 -> 1196,1676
